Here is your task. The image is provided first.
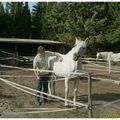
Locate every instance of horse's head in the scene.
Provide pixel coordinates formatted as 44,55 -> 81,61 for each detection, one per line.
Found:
73,37 -> 86,61
96,52 -> 100,61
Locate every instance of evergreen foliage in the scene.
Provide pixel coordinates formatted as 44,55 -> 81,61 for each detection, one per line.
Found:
0,2 -> 120,54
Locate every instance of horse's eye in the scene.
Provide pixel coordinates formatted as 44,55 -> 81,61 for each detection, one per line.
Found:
83,47 -> 85,50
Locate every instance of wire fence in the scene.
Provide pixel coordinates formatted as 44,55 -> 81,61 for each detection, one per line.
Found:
0,52 -> 120,117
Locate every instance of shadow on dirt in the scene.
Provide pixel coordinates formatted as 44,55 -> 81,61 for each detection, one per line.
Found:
80,77 -> 100,83
92,93 -> 120,102
75,93 -> 120,103
0,94 -> 15,99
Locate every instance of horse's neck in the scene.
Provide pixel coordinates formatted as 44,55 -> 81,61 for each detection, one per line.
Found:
66,50 -> 74,62
77,58 -> 82,70
66,51 -> 83,70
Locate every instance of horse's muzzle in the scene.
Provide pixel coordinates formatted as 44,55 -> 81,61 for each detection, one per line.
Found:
73,55 -> 80,61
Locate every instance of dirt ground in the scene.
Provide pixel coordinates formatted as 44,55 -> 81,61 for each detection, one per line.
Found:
0,62 -> 120,118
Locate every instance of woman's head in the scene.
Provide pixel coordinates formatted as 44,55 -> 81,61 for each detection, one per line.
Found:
37,46 -> 45,56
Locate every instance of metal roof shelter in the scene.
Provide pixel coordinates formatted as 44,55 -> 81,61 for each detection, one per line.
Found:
0,38 -> 64,44
0,38 -> 69,66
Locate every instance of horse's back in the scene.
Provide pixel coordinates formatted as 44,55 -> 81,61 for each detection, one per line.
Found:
48,56 -> 58,70
98,52 -> 113,59
111,53 -> 120,62
53,56 -> 76,77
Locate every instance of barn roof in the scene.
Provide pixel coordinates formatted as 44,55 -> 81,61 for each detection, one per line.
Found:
0,38 -> 64,44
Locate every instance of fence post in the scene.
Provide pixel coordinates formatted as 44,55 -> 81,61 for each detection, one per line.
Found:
108,59 -> 111,74
88,74 -> 93,118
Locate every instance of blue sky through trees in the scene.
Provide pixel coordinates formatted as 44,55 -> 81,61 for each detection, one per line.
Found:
3,2 -> 36,12
28,2 -> 36,11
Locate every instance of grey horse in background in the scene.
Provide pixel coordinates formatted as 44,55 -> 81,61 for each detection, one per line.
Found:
96,52 -> 114,62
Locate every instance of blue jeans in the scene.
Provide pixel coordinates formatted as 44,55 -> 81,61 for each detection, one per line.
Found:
36,74 -> 49,103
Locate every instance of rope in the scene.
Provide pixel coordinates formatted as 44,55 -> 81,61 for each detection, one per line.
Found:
91,77 -> 120,85
84,67 -> 120,73
0,77 -> 88,108
0,57 -> 24,62
0,74 -> 87,84
0,50 -> 14,55
0,57 -> 15,60
83,62 -> 120,71
1,64 -> 119,84
1,79 -> 68,109
103,99 -> 120,107
0,50 -> 33,63
0,50 -> 33,60
2,79 -> 48,100
0,64 -> 54,73
0,64 -> 119,84
83,64 -> 108,68
0,64 -> 88,78
1,79 -> 74,109
82,57 -> 107,61
0,75 -> 53,78
1,108 -> 75,115
23,108 -> 64,110
83,57 -> 120,62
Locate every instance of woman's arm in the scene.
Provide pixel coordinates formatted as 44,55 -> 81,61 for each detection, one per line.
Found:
33,57 -> 40,80
46,51 -> 63,57
46,51 -> 63,62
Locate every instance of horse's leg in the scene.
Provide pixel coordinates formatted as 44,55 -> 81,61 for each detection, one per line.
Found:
52,75 -> 56,95
65,77 -> 69,106
48,73 -> 56,95
48,78 -> 52,95
48,58 -> 54,95
73,77 -> 79,107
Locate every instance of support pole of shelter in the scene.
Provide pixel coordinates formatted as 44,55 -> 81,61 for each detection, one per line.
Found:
50,45 -> 53,51
88,74 -> 93,118
108,59 -> 111,74
15,43 -> 18,66
62,46 -> 65,54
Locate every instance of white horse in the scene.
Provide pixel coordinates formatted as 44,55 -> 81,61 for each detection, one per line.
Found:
96,52 -> 113,62
106,52 -> 120,74
48,37 -> 87,106
109,53 -> 120,62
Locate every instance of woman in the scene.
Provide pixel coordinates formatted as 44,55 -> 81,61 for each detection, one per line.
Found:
33,46 -> 62,106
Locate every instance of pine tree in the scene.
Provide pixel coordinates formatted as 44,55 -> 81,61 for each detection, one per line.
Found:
0,2 -> 120,53
0,2 -> 6,37
0,2 -> 4,15
9,2 -> 24,38
31,2 -> 43,39
22,2 -> 31,38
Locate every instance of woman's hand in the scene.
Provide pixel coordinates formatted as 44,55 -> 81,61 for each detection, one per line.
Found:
37,76 -> 41,80
55,52 -> 63,62
59,56 -> 63,62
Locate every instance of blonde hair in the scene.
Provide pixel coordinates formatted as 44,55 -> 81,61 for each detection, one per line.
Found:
37,46 -> 45,52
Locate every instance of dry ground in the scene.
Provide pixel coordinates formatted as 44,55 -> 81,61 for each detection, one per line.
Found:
0,62 -> 120,118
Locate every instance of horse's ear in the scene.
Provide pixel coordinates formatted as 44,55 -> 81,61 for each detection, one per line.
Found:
75,36 -> 82,43
75,37 -> 78,41
75,37 -> 79,44
85,37 -> 89,44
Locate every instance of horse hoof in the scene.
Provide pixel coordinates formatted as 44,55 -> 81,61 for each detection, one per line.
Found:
73,105 -> 78,109
65,104 -> 69,107
65,104 -> 71,108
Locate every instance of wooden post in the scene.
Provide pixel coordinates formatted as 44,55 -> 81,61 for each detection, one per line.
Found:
50,45 -> 53,51
88,74 -> 93,118
62,46 -> 65,54
108,59 -> 111,74
15,43 -> 18,66
15,52 -> 18,65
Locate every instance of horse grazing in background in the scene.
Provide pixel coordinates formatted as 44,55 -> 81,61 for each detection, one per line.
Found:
48,37 -> 87,106
96,52 -> 113,62
109,53 -> 120,63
